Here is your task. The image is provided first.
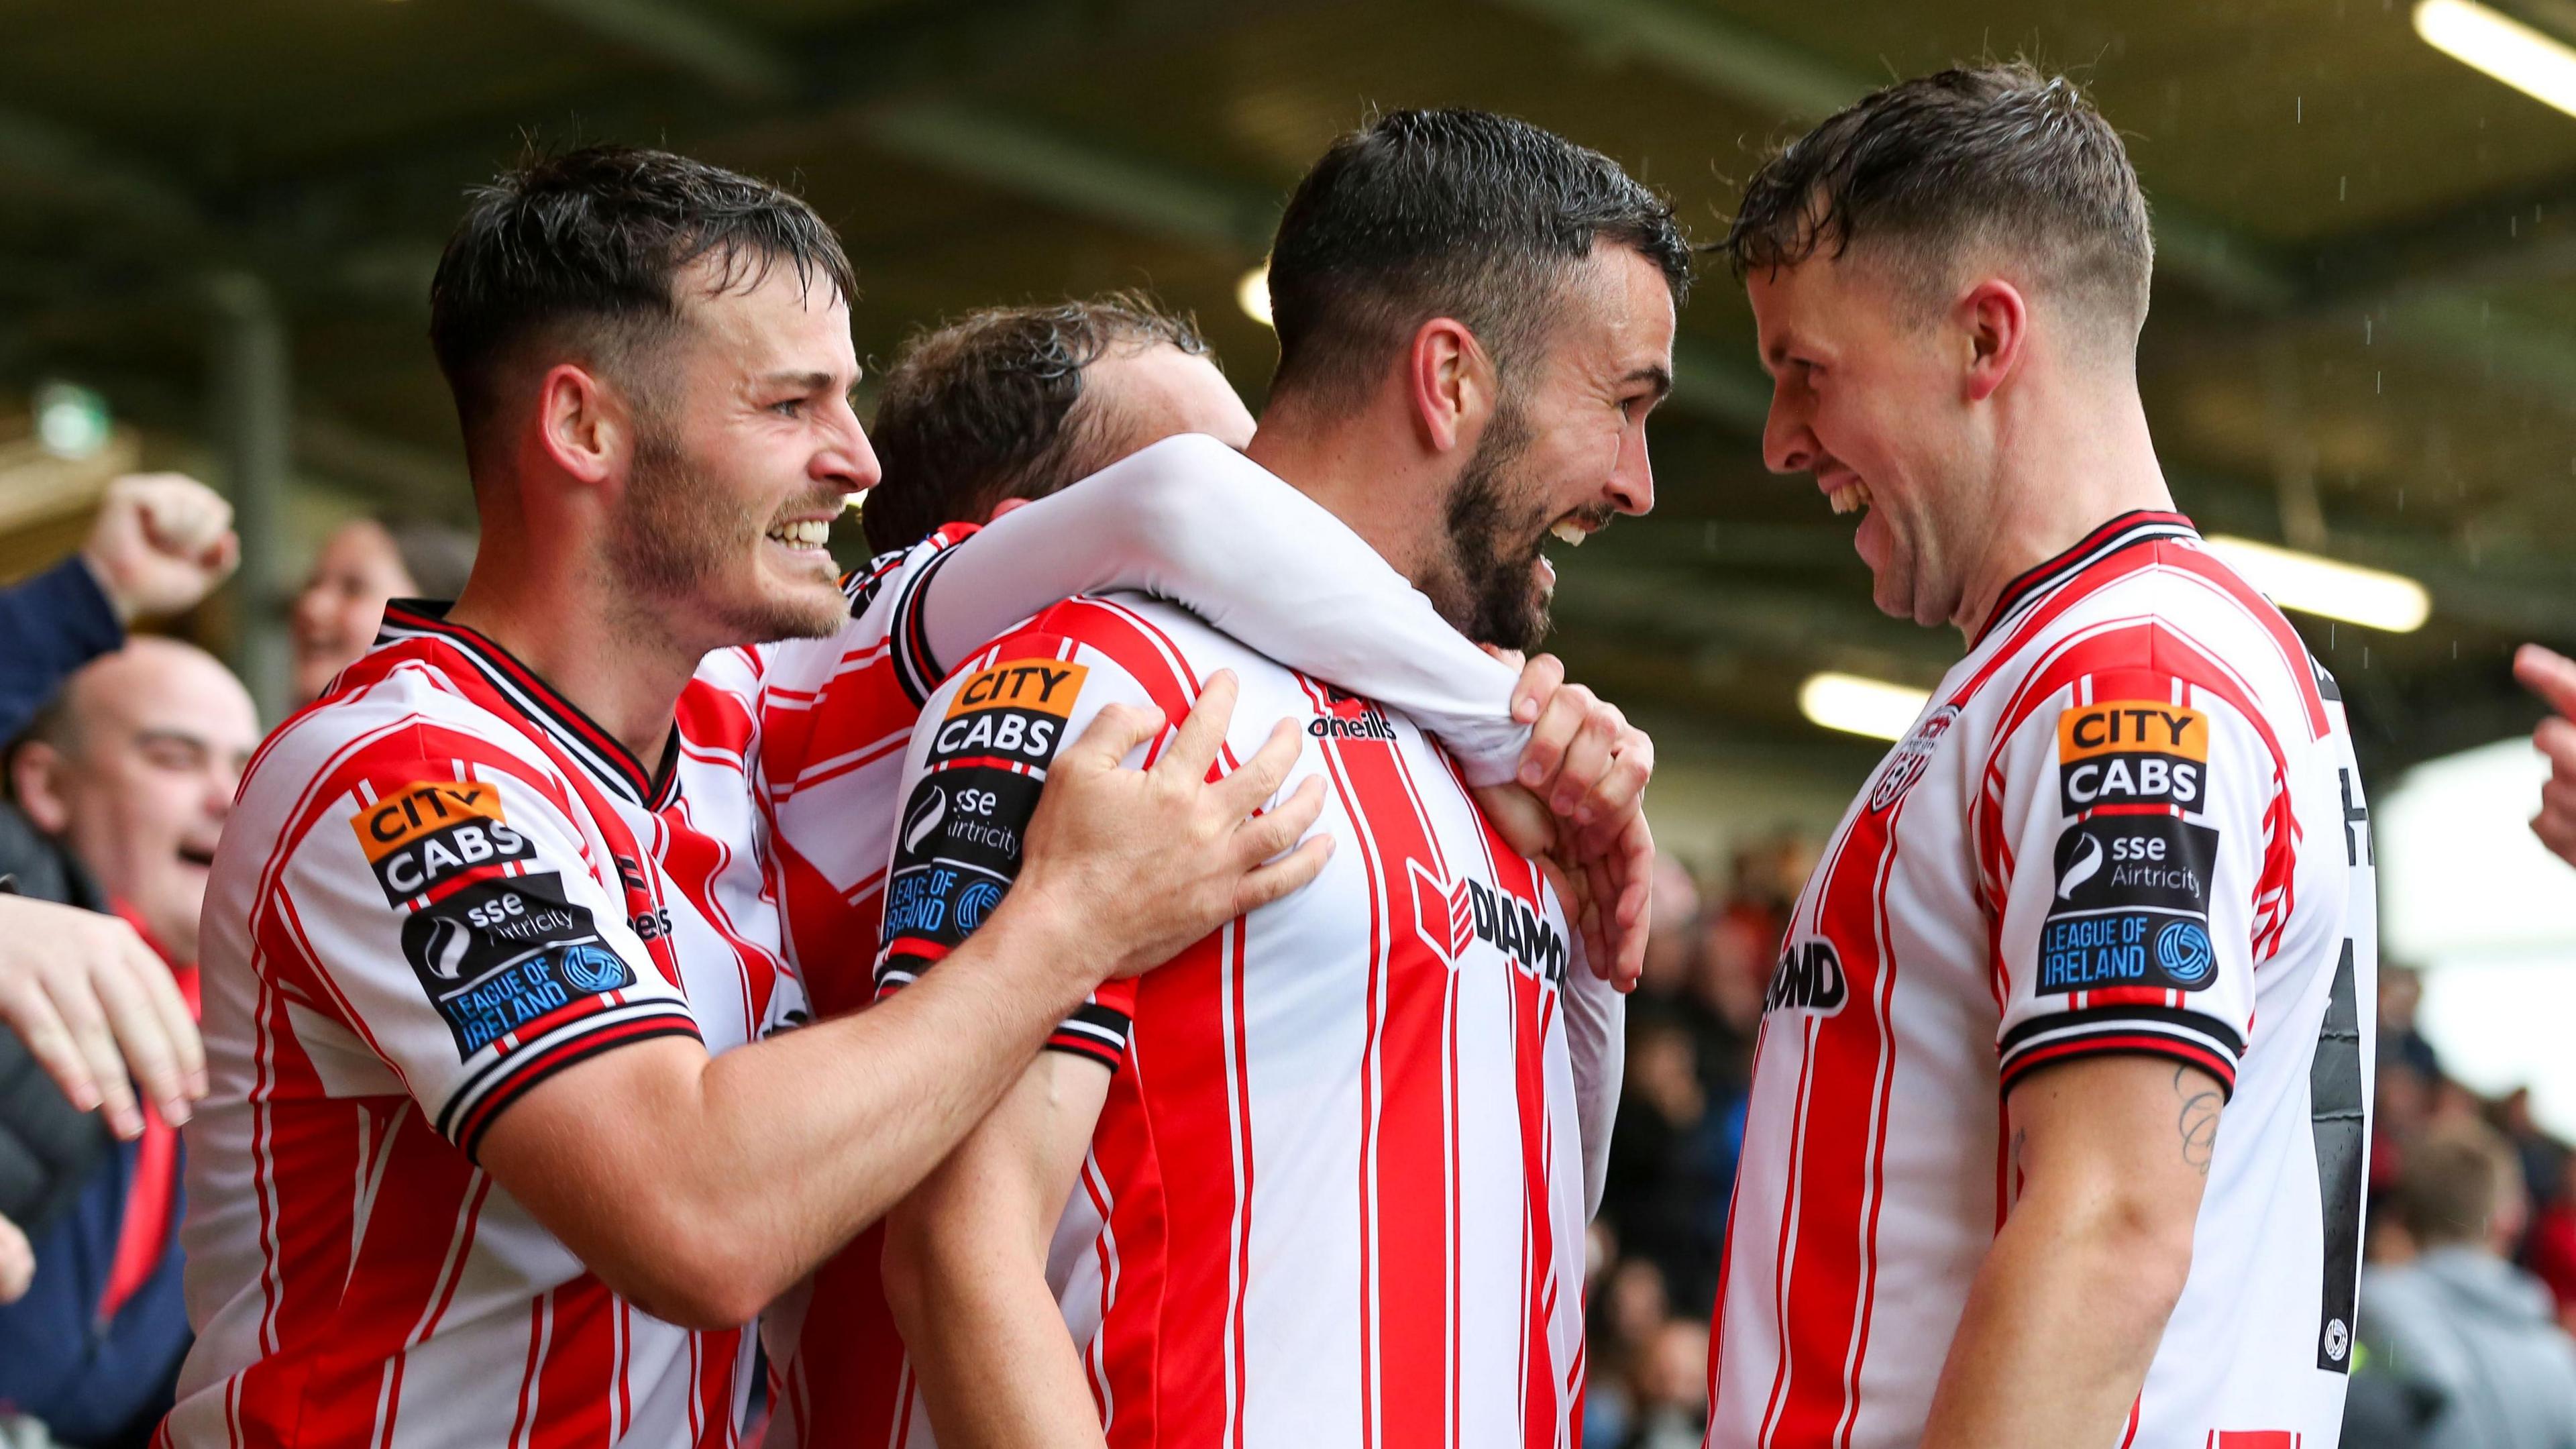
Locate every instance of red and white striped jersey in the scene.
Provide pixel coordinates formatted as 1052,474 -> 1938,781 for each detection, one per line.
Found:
169,603 -> 799,1449
755,435 -> 1623,1449
851,592 -> 1589,1449
1706,513 -> 2377,1449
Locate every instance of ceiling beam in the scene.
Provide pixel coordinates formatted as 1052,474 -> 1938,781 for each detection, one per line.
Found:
859,101 -> 1279,254
506,0 -> 798,101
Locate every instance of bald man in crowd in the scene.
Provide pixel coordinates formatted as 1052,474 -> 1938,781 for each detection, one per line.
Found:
0,639 -> 260,1446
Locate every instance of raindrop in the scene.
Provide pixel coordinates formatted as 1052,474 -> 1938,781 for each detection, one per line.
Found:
2453,640 -> 2460,660
2375,370 -> 2383,394
2363,647 -> 2371,669
2340,176 -> 2349,202
2363,317 -> 2372,345
2296,96 -> 2304,123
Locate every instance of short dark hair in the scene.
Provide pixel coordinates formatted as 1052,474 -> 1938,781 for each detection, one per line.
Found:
429,144 -> 856,464
2398,1124 -> 2516,1247
1265,109 -> 1691,411
1722,64 -> 2153,346
860,292 -> 1211,555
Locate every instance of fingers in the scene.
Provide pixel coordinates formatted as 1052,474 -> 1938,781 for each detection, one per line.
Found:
2,981 -> 99,1122
1548,704 -> 1625,818
1059,700 -> 1168,774
1575,735 -> 1654,851
142,942 -> 209,1102
1156,672 -> 1240,784
47,967 -> 144,1140
1518,680 -> 1595,789
1511,653 -> 1566,727
2539,715 -> 2576,773
1232,834 -> 1335,917
0,1213 -> 30,1304
1230,775 -> 1328,867
2517,644 -> 2576,719
1214,712 -> 1303,817
96,932 -> 193,1126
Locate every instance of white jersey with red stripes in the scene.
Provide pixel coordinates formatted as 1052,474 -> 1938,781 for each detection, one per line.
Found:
1706,513 -> 2376,1449
169,603 -> 801,1449
868,592 -> 1589,1449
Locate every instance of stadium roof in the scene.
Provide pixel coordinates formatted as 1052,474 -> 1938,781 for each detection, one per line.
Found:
4,0 -> 2571,771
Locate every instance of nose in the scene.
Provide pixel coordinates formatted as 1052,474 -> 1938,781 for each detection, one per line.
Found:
1609,421 -> 1655,517
1763,380 -> 1817,476
818,398 -> 881,494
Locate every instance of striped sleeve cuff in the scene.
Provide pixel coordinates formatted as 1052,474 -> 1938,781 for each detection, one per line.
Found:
439,1000 -> 704,1161
875,959 -> 1131,1073
1998,1006 -> 2245,1100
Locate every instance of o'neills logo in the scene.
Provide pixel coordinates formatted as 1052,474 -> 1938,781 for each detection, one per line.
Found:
1309,686 -> 1397,741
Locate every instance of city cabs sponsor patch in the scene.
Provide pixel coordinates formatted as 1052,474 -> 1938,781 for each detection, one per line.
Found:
351,780 -> 537,904
2039,814 -> 2222,994
928,658 -> 1088,769
2057,699 -> 2208,814
396,871 -> 635,1059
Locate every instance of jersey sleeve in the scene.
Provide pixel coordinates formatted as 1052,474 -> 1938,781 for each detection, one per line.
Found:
871,637 -> 1162,1070
1990,667 -> 2286,1102
907,433 -> 1532,785
270,731 -> 697,1157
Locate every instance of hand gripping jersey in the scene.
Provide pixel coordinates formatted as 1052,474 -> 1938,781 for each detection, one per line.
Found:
1705,514 -> 2377,1449
169,605 -> 800,1449
756,436 -> 1623,1449
867,593 -> 1591,1449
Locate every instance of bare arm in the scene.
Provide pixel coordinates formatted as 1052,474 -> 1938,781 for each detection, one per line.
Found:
1921,1056 -> 2217,1448
881,1054 -> 1112,1449
478,679 -> 1330,1330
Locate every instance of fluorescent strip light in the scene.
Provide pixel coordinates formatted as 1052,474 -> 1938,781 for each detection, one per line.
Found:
2415,0 -> 2576,118
2200,535 -> 2432,633
1236,265 -> 1273,327
1799,672 -> 1932,742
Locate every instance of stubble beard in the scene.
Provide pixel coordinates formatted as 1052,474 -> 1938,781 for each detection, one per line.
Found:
610,417 -> 846,648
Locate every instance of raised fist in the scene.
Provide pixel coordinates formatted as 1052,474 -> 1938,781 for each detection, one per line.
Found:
80,473 -> 241,623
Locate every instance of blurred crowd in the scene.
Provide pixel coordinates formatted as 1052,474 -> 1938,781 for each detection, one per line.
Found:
1579,833 -> 1811,1448
0,479 -> 470,1448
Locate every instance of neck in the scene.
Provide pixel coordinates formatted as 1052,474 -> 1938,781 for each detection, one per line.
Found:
1246,392 -> 1448,586
443,487 -> 702,773
1952,372 -> 2172,642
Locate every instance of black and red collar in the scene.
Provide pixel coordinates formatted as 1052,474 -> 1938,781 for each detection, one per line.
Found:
1973,511 -> 2200,649
376,600 -> 680,811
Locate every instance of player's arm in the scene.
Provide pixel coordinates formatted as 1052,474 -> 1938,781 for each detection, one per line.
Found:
881,1053 -> 1112,1449
1920,1056 -> 2216,1446
318,682 -> 1320,1332
1922,667 -> 2271,1448
908,439 -> 1655,977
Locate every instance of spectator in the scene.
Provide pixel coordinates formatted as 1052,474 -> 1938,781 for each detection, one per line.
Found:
1585,1256 -> 1672,1447
2516,643 -> 2576,869
1,475 -> 236,744
0,639 -> 259,1448
286,516 -> 476,704
2359,1122 -> 2576,1449
1623,1318 -> 1713,1449
1603,1016 -> 1729,1313
2527,1152 -> 2576,1334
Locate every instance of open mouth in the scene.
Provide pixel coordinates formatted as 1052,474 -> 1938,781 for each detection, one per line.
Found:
1825,478 -> 1874,515
177,845 -> 217,871
765,519 -> 831,549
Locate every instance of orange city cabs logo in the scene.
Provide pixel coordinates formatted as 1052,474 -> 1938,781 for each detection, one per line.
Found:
350,780 -> 535,904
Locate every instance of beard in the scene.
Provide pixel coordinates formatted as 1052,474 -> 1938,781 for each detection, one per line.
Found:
608,416 -> 847,645
1432,398 -> 1559,653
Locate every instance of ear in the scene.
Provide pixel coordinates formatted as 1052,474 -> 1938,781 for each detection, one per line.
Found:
1959,279 -> 2029,404
532,363 -> 633,488
1405,317 -> 1496,455
9,740 -> 72,836
984,496 -> 1034,523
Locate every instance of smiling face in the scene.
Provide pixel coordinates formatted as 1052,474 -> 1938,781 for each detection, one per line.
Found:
1427,243 -> 1676,651
12,639 -> 260,962
1748,250 -> 1987,629
290,519 -> 417,704
606,255 -> 879,647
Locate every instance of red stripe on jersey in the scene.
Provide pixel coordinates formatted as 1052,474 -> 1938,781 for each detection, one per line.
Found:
2000,1035 -> 2239,1094
1302,674 -> 1462,1449
2158,547 -> 2329,740
533,1279 -> 618,1449
1760,750 -> 1915,1446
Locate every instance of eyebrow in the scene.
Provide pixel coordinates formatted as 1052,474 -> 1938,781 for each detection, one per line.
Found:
132,728 -> 213,754
759,370 -> 841,393
1626,364 -> 1674,400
